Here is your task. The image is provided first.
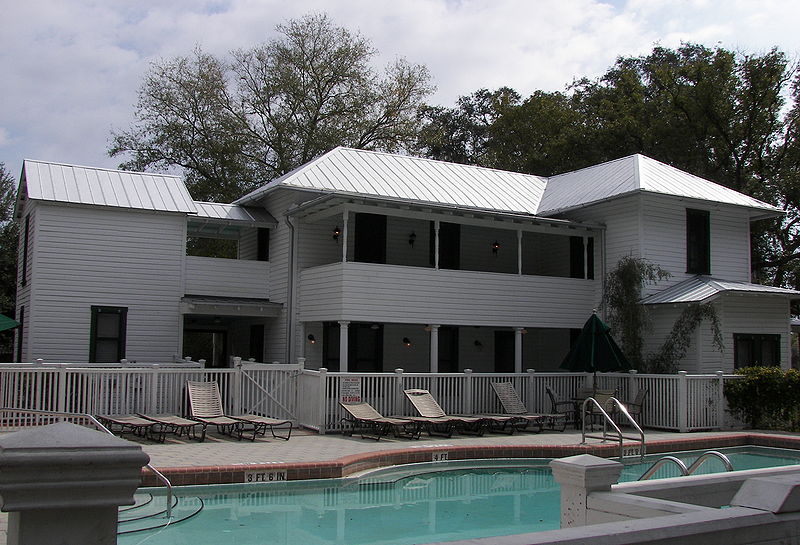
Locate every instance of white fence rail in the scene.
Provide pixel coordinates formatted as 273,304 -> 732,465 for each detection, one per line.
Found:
0,362 -> 741,433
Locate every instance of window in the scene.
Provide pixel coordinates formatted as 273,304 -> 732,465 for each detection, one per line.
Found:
686,209 -> 710,274
90,306 -> 127,363
734,333 -> 780,369
21,214 -> 29,286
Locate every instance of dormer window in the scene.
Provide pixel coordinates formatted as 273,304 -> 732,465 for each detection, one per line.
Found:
686,208 -> 710,274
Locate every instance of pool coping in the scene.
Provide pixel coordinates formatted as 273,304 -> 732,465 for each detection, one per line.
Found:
138,432 -> 800,486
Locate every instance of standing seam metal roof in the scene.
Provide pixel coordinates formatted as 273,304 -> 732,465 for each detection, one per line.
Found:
641,276 -> 800,305
20,160 -> 197,214
235,148 -> 779,219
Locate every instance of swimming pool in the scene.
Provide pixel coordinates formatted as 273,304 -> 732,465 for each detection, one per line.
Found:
119,446 -> 800,545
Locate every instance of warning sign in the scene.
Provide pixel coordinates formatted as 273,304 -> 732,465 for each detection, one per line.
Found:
340,377 -> 362,403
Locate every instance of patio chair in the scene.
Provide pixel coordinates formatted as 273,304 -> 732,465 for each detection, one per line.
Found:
582,389 -> 617,431
490,382 -> 559,433
339,401 -> 422,441
186,381 -> 293,442
139,413 -> 203,440
96,414 -> 165,443
545,386 -> 579,429
623,388 -> 648,424
403,388 -> 489,437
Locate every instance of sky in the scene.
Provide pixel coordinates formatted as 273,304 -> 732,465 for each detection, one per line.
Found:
1,0 -> 799,180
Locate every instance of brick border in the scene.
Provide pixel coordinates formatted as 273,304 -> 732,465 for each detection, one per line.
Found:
139,432 -> 800,487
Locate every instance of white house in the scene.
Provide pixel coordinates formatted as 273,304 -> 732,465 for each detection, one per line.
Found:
13,148 -> 799,372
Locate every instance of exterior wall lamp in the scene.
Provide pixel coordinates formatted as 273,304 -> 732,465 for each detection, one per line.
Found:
409,231 -> 416,247
491,241 -> 500,255
402,337 -> 412,347
332,226 -> 341,242
307,334 -> 316,344
474,339 -> 483,350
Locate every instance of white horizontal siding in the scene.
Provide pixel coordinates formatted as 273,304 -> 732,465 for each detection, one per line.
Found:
26,204 -> 185,363
718,295 -> 791,371
299,262 -> 599,327
184,256 -> 269,299
561,195 -> 642,274
640,194 -> 752,295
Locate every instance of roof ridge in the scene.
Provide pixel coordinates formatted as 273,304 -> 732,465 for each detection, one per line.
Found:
337,147 -> 548,180
23,159 -> 182,179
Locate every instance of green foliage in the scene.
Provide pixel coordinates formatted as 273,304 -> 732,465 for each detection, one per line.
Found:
724,366 -> 800,430
416,43 -> 800,287
646,304 -> 724,373
604,256 -> 670,368
0,162 -> 18,314
111,13 -> 433,202
603,256 -> 724,373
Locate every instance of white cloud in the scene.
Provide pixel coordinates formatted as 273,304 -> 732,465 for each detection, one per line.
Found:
1,0 -> 798,178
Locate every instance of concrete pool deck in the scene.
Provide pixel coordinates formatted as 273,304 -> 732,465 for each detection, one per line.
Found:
135,427 -> 800,485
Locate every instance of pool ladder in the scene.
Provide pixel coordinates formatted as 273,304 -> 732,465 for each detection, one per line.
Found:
638,450 -> 734,481
581,396 -> 645,462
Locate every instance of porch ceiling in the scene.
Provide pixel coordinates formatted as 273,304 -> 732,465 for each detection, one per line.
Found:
181,295 -> 282,317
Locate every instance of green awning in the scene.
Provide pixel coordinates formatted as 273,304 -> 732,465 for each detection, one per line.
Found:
0,314 -> 20,332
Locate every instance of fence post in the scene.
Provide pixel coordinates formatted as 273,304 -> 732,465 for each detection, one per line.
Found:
297,357 -> 306,370
232,357 -> 242,414
628,369 -> 638,400
526,369 -> 536,412
677,371 -> 688,432
56,367 -> 67,417
394,368 -> 405,416
463,369 -> 473,414
318,367 -> 328,435
149,365 -> 159,414
716,370 -> 726,429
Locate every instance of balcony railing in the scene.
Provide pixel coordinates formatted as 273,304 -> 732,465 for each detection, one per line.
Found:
184,256 -> 269,298
298,262 -> 599,326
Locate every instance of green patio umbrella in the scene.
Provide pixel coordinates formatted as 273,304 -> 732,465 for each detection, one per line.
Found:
560,313 -> 631,388
0,313 -> 20,332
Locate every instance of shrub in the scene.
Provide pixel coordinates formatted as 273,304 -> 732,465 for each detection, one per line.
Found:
724,366 -> 800,430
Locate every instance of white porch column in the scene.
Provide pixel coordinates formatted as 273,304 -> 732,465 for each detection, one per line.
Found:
339,321 -> 350,372
517,230 -> 523,275
514,327 -> 525,374
429,324 -> 440,373
341,213 -> 349,262
434,220 -> 440,269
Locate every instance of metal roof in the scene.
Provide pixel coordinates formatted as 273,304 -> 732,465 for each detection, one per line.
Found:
235,147 -> 549,215
641,276 -> 800,305
19,159 -> 196,214
538,154 -> 781,218
192,202 -> 277,227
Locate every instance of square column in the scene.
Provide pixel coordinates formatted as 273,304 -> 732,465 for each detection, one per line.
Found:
339,320 -> 350,372
429,324 -> 440,373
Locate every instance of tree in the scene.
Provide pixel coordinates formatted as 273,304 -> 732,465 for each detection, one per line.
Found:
111,13 -> 433,202
417,44 -> 800,287
0,162 -> 18,361
0,162 -> 17,314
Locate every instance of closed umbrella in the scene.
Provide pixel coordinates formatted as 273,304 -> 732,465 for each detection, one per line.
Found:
0,314 -> 20,332
560,313 -> 631,389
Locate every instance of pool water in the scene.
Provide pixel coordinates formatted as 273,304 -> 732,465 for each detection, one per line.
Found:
119,446 -> 800,545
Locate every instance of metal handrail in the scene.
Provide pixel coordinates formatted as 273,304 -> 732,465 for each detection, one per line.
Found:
581,396 -> 646,461
686,450 -> 734,475
638,455 -> 689,480
0,408 -> 173,518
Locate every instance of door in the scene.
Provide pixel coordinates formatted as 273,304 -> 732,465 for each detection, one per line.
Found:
183,330 -> 228,368
349,323 -> 384,372
494,330 -> 515,373
438,326 -> 459,373
354,213 -> 387,263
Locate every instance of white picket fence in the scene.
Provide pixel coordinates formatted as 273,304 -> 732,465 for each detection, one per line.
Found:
0,361 -> 740,433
